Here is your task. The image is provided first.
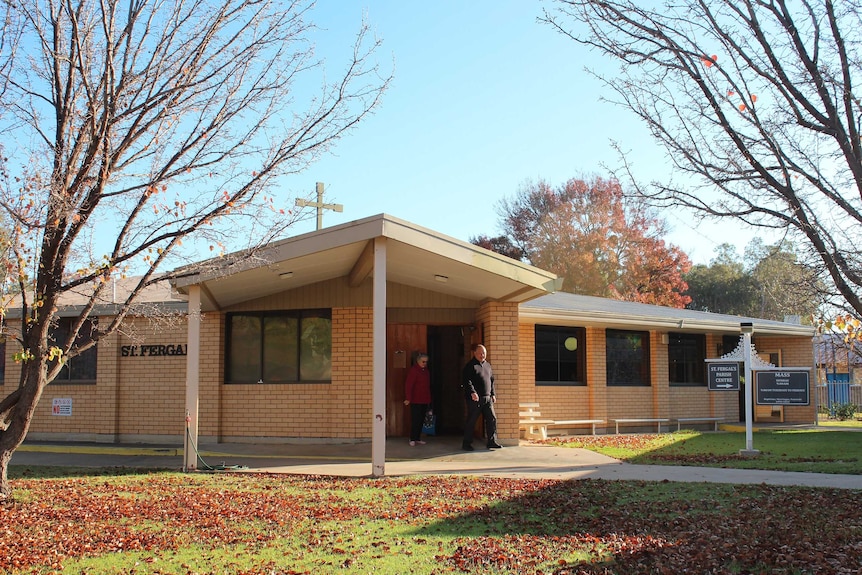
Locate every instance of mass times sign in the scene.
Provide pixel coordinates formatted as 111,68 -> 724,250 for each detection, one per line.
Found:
756,371 -> 810,405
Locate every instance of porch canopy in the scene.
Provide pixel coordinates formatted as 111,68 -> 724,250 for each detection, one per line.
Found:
171,213 -> 561,311
170,213 -> 563,474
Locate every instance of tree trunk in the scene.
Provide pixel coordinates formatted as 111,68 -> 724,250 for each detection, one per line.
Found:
0,363 -> 46,502
0,447 -> 13,502
0,420 -> 28,502
0,411 -> 33,502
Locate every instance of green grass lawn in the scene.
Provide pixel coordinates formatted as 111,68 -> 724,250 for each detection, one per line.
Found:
541,428 -> 862,474
5,426 -> 862,574
3,470 -> 862,574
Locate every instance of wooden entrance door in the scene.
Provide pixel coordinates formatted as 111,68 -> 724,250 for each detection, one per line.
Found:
386,324 -> 427,437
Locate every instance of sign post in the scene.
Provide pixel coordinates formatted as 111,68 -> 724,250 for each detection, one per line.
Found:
740,322 -> 759,455
710,324 -> 812,456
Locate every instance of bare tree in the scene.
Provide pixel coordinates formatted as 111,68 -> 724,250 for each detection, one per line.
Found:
0,0 -> 390,500
544,0 -> 862,317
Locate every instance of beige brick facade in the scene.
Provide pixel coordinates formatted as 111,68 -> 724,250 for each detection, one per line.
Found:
8,300 -> 816,444
0,215 -> 819,448
8,317 -> 190,442
515,325 -> 816,433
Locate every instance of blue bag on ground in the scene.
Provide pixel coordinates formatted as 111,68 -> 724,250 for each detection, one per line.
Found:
422,410 -> 436,435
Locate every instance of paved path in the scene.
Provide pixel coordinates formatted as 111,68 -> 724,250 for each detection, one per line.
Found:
12,437 -> 862,490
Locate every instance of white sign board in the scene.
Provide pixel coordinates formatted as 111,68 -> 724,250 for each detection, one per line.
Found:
52,397 -> 73,416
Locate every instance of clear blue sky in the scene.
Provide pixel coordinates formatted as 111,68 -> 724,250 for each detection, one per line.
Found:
283,1 -> 765,265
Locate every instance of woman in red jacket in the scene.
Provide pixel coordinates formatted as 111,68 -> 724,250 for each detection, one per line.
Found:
403,353 -> 432,446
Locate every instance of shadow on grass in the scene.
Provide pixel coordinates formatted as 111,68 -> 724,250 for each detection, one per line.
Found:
8,465 -> 176,480
408,476 -> 862,574
546,429 -> 862,474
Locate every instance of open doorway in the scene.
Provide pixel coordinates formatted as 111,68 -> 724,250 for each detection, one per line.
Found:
385,324 -> 473,437
427,325 -> 472,436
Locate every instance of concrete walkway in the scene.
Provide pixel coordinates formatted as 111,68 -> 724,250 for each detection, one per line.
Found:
12,436 -> 862,490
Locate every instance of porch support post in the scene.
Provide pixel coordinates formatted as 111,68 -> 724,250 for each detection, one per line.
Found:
371,237 -> 387,476
183,285 -> 202,472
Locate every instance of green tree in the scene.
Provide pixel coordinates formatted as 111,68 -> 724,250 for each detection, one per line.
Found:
0,0 -> 390,501
684,240 -> 821,320
745,239 -> 823,322
684,244 -> 757,316
545,0 -> 862,317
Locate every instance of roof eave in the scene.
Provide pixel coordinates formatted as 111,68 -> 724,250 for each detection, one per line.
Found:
519,307 -> 816,337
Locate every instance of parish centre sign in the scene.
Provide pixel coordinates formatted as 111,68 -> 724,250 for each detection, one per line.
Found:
707,362 -> 740,391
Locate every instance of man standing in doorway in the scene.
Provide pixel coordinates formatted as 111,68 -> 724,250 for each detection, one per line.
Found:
462,343 -> 502,451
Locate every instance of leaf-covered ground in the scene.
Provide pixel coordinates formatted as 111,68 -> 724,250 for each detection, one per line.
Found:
2,472 -> 861,574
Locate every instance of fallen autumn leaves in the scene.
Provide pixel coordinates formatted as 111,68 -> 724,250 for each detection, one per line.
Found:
1,472 -> 861,574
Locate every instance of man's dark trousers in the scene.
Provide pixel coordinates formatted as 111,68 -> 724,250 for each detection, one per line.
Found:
462,395 -> 498,447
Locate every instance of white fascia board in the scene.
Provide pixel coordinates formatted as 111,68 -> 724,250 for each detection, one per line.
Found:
519,307 -> 816,337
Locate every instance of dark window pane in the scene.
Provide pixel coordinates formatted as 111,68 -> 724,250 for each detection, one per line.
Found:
50,318 -> 98,383
668,332 -> 705,385
228,315 -> 262,383
535,327 -> 560,382
68,345 -> 97,380
720,335 -> 741,357
226,310 -> 331,384
535,325 -> 585,385
606,329 -> 650,386
559,334 -> 581,383
263,315 -> 297,382
300,313 -> 331,381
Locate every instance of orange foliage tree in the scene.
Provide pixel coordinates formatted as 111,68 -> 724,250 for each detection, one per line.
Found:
814,315 -> 862,346
477,177 -> 692,307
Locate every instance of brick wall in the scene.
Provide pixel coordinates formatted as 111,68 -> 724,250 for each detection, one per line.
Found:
585,327 -> 608,419
753,334 -> 817,423
216,307 -> 374,441
650,330 -> 670,417
9,301 -> 818,444
477,301 -> 520,441
199,311 -> 222,439
517,323 -> 536,404
517,323 -> 594,421
23,303 -> 380,443
26,316 -> 189,441
514,326 -> 815,431
114,319 -> 188,439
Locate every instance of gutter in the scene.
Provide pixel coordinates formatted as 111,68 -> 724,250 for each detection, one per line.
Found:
518,307 -> 816,337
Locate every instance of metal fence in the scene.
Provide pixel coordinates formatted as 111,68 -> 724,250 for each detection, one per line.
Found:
816,383 -> 862,412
